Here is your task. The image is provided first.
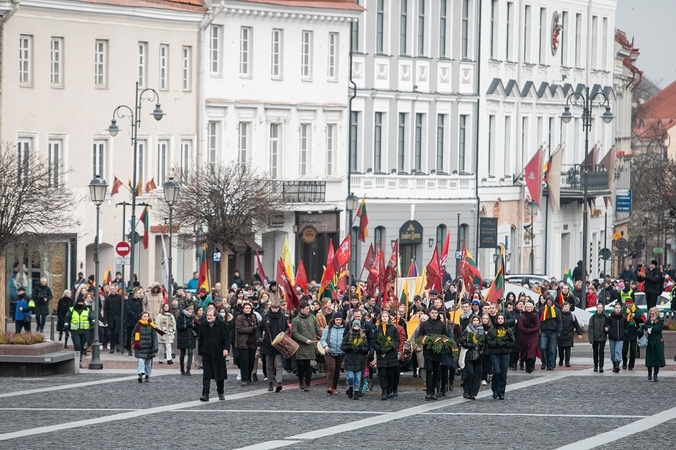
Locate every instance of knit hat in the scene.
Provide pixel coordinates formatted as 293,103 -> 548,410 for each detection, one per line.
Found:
625,299 -> 634,305
199,287 -> 207,294
352,320 -> 361,328
471,299 -> 481,306
333,311 -> 344,321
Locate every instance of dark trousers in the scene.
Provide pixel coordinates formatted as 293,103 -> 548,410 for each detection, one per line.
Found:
525,357 -> 536,372
124,325 -> 134,350
180,348 -> 194,371
441,364 -> 454,393
558,346 -> 571,365
490,353 -> 509,396
15,320 -> 31,333
481,354 -> 492,381
425,359 -> 441,395
202,378 -> 224,395
378,367 -> 398,393
107,315 -> 121,351
592,340 -> 606,368
646,292 -> 659,310
59,330 -> 70,347
297,359 -> 312,386
325,354 -> 345,390
238,347 -> 256,382
71,333 -> 86,361
509,351 -> 520,369
622,340 -> 637,369
463,359 -> 482,397
36,313 -> 47,332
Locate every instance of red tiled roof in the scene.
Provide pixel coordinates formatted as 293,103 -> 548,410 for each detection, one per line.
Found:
241,0 -> 364,12
633,80 -> 676,141
78,0 -> 205,12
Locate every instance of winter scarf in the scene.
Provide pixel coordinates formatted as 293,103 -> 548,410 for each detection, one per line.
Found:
625,303 -> 636,325
460,310 -> 473,321
132,319 -> 165,349
540,305 -> 557,321
465,323 -> 484,336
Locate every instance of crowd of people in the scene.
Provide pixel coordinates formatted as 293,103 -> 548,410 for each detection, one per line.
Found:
9,261 -> 669,399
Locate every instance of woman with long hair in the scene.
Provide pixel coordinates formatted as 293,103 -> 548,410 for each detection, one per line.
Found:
643,307 -> 666,382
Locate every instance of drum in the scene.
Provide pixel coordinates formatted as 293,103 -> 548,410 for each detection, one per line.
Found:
402,340 -> 413,362
316,341 -> 326,356
272,332 -> 299,358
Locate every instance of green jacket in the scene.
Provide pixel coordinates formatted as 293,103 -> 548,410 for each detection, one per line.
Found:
292,313 -> 321,361
643,318 -> 666,368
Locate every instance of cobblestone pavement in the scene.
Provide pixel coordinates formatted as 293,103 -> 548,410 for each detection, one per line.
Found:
1,345 -> 675,450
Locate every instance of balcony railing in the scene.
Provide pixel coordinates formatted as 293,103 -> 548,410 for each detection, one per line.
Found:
559,164 -> 610,192
281,180 -> 326,203
352,172 -> 475,199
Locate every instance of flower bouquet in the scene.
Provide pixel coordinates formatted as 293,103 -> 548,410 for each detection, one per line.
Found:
416,334 -> 459,359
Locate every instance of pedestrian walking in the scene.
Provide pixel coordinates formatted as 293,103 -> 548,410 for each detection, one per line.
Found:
418,307 -> 446,401
259,299 -> 288,392
518,302 -> 540,373
56,290 -> 73,348
486,313 -> 515,400
643,307 -> 666,382
176,303 -> 197,375
155,302 -> 176,365
132,311 -> 163,383
32,277 -> 52,333
373,310 -> 400,401
588,303 -> 609,373
461,315 -> 484,400
292,301 -> 322,391
235,302 -> 259,386
320,312 -> 346,396
198,309 -> 231,401
607,303 -> 625,373
621,299 -> 644,370
14,287 -> 32,333
557,302 -> 582,367
341,320 -> 369,400
63,296 -> 94,368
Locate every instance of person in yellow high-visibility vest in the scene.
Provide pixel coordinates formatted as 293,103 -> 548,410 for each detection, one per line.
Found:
63,296 -> 94,368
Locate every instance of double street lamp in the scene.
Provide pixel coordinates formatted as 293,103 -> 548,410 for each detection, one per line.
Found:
561,86 -> 613,303
107,82 -> 164,296
88,175 -> 107,370
163,177 -> 181,301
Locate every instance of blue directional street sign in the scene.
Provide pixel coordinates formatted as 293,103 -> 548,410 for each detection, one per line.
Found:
615,189 -> 632,213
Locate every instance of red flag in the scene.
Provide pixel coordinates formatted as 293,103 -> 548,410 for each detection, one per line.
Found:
319,241 -> 336,299
458,242 -> 482,296
140,206 -> 150,250
327,239 -> 335,262
362,243 -> 375,274
295,260 -> 308,294
425,247 -> 441,290
332,235 -> 351,272
377,246 -> 386,288
524,148 -> 543,205
255,251 -> 268,288
144,177 -> 157,193
366,247 -> 382,296
384,239 -> 398,284
440,231 -> 450,267
277,258 -> 299,310
198,244 -> 209,292
110,176 -> 123,196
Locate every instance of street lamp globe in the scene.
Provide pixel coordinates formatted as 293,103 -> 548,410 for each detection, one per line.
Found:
528,200 -> 539,218
152,103 -> 165,121
88,175 -> 108,206
108,119 -> 120,137
346,192 -> 359,212
561,106 -> 572,124
602,106 -> 614,124
163,177 -> 181,205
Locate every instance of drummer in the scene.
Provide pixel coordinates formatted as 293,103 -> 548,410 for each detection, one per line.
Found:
259,299 -> 288,393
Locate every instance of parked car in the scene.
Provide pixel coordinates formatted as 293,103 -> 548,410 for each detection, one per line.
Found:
584,292 -> 672,316
504,274 -> 554,286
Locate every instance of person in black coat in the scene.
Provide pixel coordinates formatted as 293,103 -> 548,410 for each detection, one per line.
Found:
32,277 -> 53,333
198,309 -> 231,401
124,289 -> 144,356
622,299 -> 645,371
176,304 -> 197,375
372,310 -> 400,401
259,300 -> 288,392
418,308 -> 447,401
572,260 -> 586,283
644,260 -> 663,310
56,290 -> 73,348
557,303 -> 582,367
104,286 -> 124,354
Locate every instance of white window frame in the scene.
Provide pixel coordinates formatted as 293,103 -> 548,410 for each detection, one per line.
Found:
439,0 -> 447,58
209,25 -> 222,75
504,116 -> 512,176
207,121 -> 219,170
327,32 -> 338,81
487,115 -> 495,177
505,2 -> 513,61
19,35 -> 33,86
182,46 -> 192,91
301,31 -> 313,80
138,42 -> 147,87
48,139 -> 62,187
300,123 -> 311,176
376,0 -> 385,53
50,37 -> 64,87
591,15 -> 598,70
398,113 -> 406,172
539,7 -> 547,64
374,113 -> 383,173
400,0 -> 408,55
271,29 -> 283,79
490,0 -> 497,59
458,115 -> 467,172
180,139 -> 192,172
574,13 -> 582,68
92,140 -> 106,179
136,139 -> 147,182
238,122 -> 250,168
436,114 -> 445,172
95,39 -> 108,88
414,113 -> 423,172
417,0 -> 425,56
157,139 -> 168,186
269,123 -> 280,179
159,44 -> 169,91
560,12 -> 568,66
17,138 -> 32,184
240,26 -> 252,77
523,5 -> 531,63
326,124 -> 336,176
461,0 -> 470,59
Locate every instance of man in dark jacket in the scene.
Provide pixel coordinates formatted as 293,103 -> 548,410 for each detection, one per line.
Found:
598,281 -> 619,307
230,269 -> 245,289
539,296 -> 562,371
644,260 -> 663,309
259,300 -> 288,392
572,260 -> 586,283
619,265 -> 635,283
198,309 -> 231,401
557,303 -> 582,367
419,308 -> 447,401
104,283 -> 124,353
32,277 -> 53,333
124,288 -> 144,356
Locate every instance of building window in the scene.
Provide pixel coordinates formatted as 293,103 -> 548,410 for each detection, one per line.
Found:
19,35 -> 32,86
48,139 -> 62,188
138,42 -> 147,87
488,115 -> 495,177
376,0 -> 385,53
439,0 -> 447,58
94,39 -> 107,87
209,25 -> 222,75
398,113 -> 406,172
180,139 -> 192,172
350,227 -> 359,274
136,140 -> 146,182
560,12 -> 568,66
326,124 -> 336,176
18,138 -> 31,184
459,223 -> 469,247
300,124 -> 310,176
374,112 -> 383,173
602,17 -> 608,71
417,0 -> 425,56
523,5 -> 531,62
461,0 -> 470,58
271,29 -> 283,79
159,44 -> 169,90
539,8 -> 547,64
350,111 -> 359,172
240,27 -> 252,77
505,2 -> 513,61
238,122 -> 249,168
269,123 -> 280,179
436,224 -> 447,257
92,140 -> 105,179
521,117 -> 528,163
328,32 -> 338,81
574,13 -> 581,67
415,113 -> 423,173
400,0 -> 407,55
207,121 -> 219,171
301,31 -> 313,79
157,140 -> 168,186
374,226 -> 386,252
436,114 -> 445,172
490,0 -> 497,58
351,5 -> 360,52
591,16 -> 598,69
50,37 -> 63,87
504,116 -> 512,175
459,115 -> 467,172
182,46 -> 192,91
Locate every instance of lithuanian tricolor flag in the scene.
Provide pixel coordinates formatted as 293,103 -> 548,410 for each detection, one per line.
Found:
356,196 -> 368,242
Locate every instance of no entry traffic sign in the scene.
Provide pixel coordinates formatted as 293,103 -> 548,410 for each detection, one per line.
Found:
116,241 -> 131,257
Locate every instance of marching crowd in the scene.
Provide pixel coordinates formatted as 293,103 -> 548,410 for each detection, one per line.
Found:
10,261 -> 669,401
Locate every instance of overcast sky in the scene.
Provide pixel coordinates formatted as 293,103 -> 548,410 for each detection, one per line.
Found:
616,0 -> 675,89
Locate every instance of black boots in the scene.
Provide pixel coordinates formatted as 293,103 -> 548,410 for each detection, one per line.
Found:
200,392 -> 209,401
381,390 -> 388,401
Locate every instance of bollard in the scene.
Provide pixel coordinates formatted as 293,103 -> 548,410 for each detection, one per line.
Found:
50,315 -> 55,341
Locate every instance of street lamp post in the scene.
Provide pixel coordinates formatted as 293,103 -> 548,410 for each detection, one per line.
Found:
346,192 -> 359,279
163,177 -> 181,301
108,82 -> 164,293
561,86 -> 613,305
528,201 -> 539,273
88,175 -> 108,370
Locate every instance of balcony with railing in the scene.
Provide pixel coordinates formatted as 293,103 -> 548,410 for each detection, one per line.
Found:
280,180 -> 326,203
546,164 -> 612,199
351,171 -> 475,199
